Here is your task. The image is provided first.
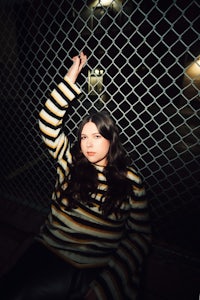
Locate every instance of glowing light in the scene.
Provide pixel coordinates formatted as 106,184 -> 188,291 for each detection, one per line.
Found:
186,57 -> 200,78
99,0 -> 113,5
183,56 -> 200,100
94,69 -> 104,75
89,0 -> 120,8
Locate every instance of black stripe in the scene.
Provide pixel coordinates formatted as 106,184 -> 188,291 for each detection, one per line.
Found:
53,86 -> 71,105
57,164 -> 68,178
96,275 -> 114,299
120,242 -> 140,269
52,202 -> 123,233
49,93 -> 68,111
39,116 -> 62,131
97,266 -> 125,299
54,139 -> 66,159
60,79 -> 80,98
113,251 -> 133,276
78,202 -> 124,226
40,130 -> 59,143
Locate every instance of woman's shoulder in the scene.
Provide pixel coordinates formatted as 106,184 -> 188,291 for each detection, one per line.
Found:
126,165 -> 143,184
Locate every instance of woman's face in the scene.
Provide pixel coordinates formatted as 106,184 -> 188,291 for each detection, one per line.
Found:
80,121 -> 110,166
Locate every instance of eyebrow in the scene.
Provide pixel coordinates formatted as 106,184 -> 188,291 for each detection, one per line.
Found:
81,132 -> 101,136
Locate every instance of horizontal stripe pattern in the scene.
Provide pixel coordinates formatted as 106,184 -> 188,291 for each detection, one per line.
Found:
38,77 -> 151,300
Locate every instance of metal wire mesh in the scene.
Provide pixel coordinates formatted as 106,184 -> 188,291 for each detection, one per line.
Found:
0,0 -> 200,234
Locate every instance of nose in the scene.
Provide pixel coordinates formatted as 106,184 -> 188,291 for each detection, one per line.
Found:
86,138 -> 93,147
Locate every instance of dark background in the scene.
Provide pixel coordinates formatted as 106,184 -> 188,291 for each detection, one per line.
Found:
0,0 -> 200,299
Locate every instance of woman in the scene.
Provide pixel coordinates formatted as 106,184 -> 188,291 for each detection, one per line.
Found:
1,52 -> 151,300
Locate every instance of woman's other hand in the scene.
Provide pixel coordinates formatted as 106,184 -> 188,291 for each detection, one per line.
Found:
84,288 -> 98,300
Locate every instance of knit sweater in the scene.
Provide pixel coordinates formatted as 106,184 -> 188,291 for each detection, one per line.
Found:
38,76 -> 151,300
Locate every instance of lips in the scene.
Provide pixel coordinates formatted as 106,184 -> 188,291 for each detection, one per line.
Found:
87,152 -> 96,156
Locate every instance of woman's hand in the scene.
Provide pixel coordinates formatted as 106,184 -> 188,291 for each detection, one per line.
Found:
65,51 -> 87,84
84,288 -> 98,300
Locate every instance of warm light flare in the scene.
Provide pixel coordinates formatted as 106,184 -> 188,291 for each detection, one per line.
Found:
89,0 -> 121,9
186,57 -> 200,78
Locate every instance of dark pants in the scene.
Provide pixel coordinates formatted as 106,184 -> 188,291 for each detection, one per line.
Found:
0,242 -> 101,300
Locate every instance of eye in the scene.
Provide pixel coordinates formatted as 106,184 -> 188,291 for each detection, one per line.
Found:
81,135 -> 87,140
94,134 -> 101,139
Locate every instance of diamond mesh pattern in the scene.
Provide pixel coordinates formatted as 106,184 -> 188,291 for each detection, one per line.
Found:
0,0 -> 199,233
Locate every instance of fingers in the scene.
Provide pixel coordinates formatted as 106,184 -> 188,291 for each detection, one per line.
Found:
71,55 -> 80,63
71,52 -> 87,67
65,52 -> 87,83
79,52 -> 87,70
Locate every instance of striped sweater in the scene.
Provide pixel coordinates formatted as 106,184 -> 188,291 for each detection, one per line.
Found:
38,76 -> 151,300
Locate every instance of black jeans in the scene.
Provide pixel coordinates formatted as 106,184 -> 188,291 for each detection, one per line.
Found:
0,242 -> 102,300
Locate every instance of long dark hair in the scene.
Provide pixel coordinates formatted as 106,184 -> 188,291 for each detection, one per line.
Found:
59,111 -> 132,217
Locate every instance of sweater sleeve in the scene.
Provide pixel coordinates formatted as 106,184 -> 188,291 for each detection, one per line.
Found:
90,170 -> 152,300
39,76 -> 81,163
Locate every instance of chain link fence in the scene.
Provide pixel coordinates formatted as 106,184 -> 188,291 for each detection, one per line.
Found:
0,0 -> 200,239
